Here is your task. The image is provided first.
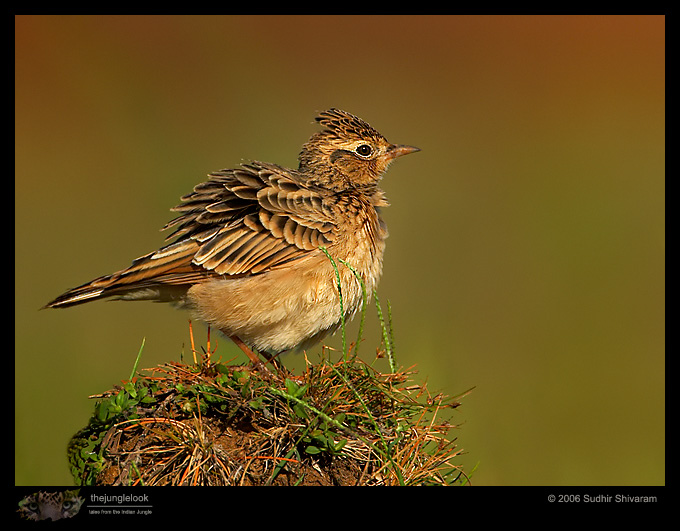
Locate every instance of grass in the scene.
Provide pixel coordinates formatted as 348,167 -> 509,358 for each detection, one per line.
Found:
67,252 -> 471,486
68,350 -> 469,486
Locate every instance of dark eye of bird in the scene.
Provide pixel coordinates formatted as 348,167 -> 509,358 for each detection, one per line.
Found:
356,144 -> 372,157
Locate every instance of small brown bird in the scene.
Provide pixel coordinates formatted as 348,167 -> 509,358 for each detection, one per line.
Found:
44,109 -> 419,365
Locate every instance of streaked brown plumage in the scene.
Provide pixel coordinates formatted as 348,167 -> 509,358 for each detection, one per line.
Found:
44,109 -> 419,361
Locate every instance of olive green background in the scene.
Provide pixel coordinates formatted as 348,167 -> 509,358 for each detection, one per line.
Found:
16,15 -> 664,485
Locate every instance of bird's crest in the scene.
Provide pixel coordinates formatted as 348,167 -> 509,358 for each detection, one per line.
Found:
315,108 -> 385,143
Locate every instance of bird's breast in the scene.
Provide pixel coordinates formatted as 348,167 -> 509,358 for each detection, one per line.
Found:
325,205 -> 387,315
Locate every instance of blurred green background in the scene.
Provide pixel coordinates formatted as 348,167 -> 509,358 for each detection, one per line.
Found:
16,15 -> 664,486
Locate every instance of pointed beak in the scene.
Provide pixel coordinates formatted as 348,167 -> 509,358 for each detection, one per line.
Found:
385,144 -> 421,161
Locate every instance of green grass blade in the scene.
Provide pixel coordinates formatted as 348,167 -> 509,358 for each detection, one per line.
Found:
129,337 -> 146,381
373,291 -> 396,373
320,247 -> 347,357
338,258 -> 367,357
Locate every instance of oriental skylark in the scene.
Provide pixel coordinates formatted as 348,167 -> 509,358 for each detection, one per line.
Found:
44,109 -> 419,365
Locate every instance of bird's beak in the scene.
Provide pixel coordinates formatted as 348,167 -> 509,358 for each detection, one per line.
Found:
385,144 -> 420,161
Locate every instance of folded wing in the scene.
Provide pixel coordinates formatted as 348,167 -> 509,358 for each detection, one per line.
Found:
44,163 -> 337,308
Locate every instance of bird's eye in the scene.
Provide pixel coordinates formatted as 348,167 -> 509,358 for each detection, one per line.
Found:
356,144 -> 372,157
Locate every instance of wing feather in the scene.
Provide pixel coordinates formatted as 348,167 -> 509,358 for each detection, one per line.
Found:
45,162 -> 339,307
164,162 -> 337,277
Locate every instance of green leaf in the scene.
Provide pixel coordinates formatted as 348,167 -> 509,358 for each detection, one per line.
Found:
249,398 -> 264,409
293,404 -> 308,419
123,381 -> 137,398
285,378 -> 308,399
305,445 -> 321,455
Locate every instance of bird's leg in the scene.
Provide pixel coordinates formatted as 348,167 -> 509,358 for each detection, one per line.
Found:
229,335 -> 272,374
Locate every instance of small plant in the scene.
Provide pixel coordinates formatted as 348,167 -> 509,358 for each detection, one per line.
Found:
69,345 -> 468,486
67,252 -> 470,486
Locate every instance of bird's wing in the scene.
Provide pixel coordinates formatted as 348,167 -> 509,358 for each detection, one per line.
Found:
44,163 -> 339,308
94,162 -> 337,290
160,162 -> 337,276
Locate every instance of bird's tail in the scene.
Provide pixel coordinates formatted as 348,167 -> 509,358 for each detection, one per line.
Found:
43,273 -> 129,309
42,245 -> 207,310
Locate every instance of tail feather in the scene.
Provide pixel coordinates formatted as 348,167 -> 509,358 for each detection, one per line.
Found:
42,280 -> 109,309
43,241 -> 205,309
43,274 -> 198,309
43,262 -> 215,310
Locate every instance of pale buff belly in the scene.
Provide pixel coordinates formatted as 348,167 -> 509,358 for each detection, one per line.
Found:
186,237 -> 384,354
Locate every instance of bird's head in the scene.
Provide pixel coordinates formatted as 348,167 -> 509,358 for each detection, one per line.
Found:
299,108 -> 419,190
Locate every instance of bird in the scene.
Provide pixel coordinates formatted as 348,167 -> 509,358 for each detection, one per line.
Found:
44,108 -> 419,367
